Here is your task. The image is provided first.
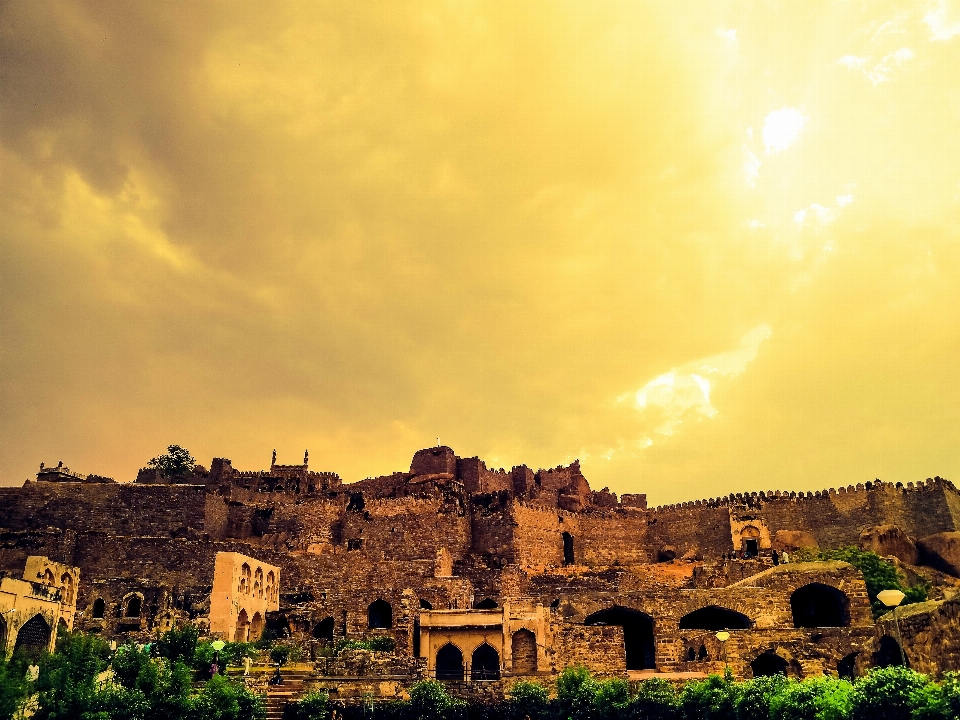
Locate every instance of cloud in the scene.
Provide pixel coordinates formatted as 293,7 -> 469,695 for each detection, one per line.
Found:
762,108 -> 808,154
624,324 -> 773,440
837,48 -> 914,85
925,1 -> 960,41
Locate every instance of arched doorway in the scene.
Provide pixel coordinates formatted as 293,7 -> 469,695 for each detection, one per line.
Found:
92,598 -> 105,619
419,599 -> 433,610
740,526 -> 761,557
471,643 -> 500,680
562,532 -> 575,565
474,598 -> 498,609
235,609 -> 250,642
838,652 -> 859,680
511,629 -> 537,674
584,606 -> 655,670
679,606 -> 752,630
368,599 -> 392,629
751,651 -> 789,677
313,616 -> 335,642
250,612 -> 264,640
873,636 -> 908,668
14,614 -> 51,659
791,584 -> 851,627
436,643 -> 464,681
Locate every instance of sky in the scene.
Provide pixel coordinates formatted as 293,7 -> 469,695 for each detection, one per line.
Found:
2,1 -> 960,504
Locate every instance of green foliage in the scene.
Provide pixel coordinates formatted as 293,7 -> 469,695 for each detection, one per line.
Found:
629,678 -> 677,720
792,547 -> 927,618
849,665 -> 929,720
0,653 -> 30,720
768,676 -> 852,720
555,665 -> 598,720
269,644 -> 294,666
594,678 -> 631,720
147,445 -> 195,479
193,640 -> 255,674
734,674 -> 789,720
507,680 -> 549,720
408,679 -> 463,720
334,636 -> 396,653
677,670 -> 739,720
33,630 -> 113,720
282,691 -> 330,720
191,673 -> 265,720
155,624 -> 199,665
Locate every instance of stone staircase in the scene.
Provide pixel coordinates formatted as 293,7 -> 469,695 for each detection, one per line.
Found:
257,664 -> 315,720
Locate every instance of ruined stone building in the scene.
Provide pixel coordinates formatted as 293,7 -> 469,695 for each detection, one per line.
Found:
2,445 -> 960,694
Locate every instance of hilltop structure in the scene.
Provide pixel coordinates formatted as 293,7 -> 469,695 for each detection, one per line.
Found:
1,445 -> 959,698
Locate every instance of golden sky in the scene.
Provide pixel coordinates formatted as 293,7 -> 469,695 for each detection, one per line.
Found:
2,1 -> 960,503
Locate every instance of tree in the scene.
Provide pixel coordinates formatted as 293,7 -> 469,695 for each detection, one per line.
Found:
850,666 -> 929,720
147,445 -> 195,479
32,631 -> 113,720
628,678 -> 677,720
506,680 -> 548,720
0,653 -> 29,720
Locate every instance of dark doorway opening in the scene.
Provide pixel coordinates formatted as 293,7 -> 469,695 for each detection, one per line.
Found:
679,605 -> 752,630
312,617 -> 334,642
584,606 -> 655,670
838,652 -> 859,680
873,636 -> 908,668
744,539 -> 759,556
92,598 -> 105,619
474,598 -> 498,609
436,643 -> 464,681
790,583 -> 851,627
562,532 -> 575,565
471,643 -> 501,680
125,596 -> 142,618
368,599 -> 392,629
751,651 -> 789,677
419,599 -> 433,610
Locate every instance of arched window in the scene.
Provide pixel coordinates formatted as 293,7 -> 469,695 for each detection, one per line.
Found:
436,643 -> 463,681
562,532 -> 575,565
368,599 -> 392,629
266,571 -> 276,603
474,598 -> 498,609
254,568 -> 264,599
472,643 -> 500,681
59,573 -> 74,605
679,606 -> 752,630
240,564 -> 252,595
698,644 -> 708,661
687,647 -> 696,661
751,651 -> 788,677
14,614 -> 51,659
92,598 -> 105,619
125,595 -> 142,618
42,569 -> 55,586
313,617 -> 335,642
584,606 -> 656,670
419,599 -> 433,610
512,629 -> 537,674
790,583 -> 851,628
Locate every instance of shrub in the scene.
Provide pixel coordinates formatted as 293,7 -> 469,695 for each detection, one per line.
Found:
735,674 -> 789,720
768,676 -> 852,720
849,666 -> 929,720
677,670 -> 739,720
507,680 -> 548,720
594,678 -> 631,720
0,653 -> 29,720
409,679 -> 461,720
628,677 -> 677,720
555,665 -> 598,720
283,690 -> 330,720
32,631 -> 113,720
155,624 -> 199,665
192,673 -> 266,720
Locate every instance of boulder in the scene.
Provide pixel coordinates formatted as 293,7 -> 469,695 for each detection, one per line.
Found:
917,532 -> 960,577
771,530 -> 818,552
859,525 -> 919,565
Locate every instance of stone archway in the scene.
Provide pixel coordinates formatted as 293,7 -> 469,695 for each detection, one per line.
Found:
511,629 -> 537,674
751,650 -> 788,677
584,606 -> 655,670
679,606 -> 752,630
235,609 -> 249,642
313,616 -> 335,642
791,583 -> 851,627
436,643 -> 464,681
14,614 -> 51,659
368,599 -> 392,629
250,612 -> 264,640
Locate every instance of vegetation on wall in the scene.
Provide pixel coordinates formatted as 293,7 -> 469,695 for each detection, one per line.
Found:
147,445 -> 196,479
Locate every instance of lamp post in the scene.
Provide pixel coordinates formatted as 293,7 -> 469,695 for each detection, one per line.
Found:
716,630 -> 730,667
877,589 -> 907,667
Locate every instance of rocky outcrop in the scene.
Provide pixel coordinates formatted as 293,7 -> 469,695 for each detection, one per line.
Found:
771,530 -> 818,552
917,532 -> 960,577
859,525 -> 918,565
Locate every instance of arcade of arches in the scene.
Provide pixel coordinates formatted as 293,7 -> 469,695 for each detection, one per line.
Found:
209,552 -> 279,643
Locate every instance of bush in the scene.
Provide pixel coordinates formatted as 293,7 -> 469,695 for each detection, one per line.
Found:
768,676 -> 852,720
335,637 -> 396,653
850,666 -> 929,720
32,631 -> 113,720
555,665 -> 598,720
192,673 -> 266,720
0,653 -> 29,720
628,678 -> 677,720
507,680 -> 548,720
677,670 -> 739,720
409,679 -> 465,720
283,690 -> 331,720
734,674 -> 789,720
155,624 -> 199,665
594,678 -> 631,720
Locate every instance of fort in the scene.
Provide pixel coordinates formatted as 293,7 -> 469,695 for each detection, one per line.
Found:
2,445 -> 960,701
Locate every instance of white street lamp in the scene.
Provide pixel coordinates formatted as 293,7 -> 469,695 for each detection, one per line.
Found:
877,589 -> 907,667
